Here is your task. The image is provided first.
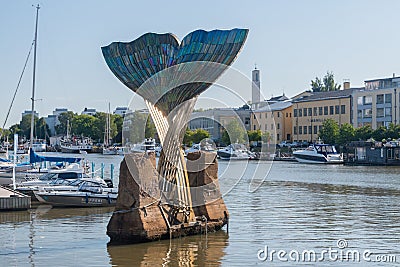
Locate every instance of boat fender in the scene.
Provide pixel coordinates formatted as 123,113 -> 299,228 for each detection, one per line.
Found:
107,194 -> 111,204
85,193 -> 89,203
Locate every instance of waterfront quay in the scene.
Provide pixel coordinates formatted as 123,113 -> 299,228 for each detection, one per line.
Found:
0,159 -> 399,266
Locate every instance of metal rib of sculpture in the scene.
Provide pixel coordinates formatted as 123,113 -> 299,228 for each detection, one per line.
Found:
102,29 -> 248,224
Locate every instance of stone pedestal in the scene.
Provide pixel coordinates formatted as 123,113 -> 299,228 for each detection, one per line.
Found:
107,151 -> 229,245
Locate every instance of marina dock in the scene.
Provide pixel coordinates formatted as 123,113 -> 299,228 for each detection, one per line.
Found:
0,185 -> 30,211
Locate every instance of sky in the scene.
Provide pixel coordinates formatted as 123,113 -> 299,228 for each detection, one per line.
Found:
1,0 -> 399,128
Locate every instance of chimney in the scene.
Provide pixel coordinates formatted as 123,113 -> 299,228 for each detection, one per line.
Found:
343,79 -> 350,90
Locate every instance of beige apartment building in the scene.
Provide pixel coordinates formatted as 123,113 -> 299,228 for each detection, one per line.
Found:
352,76 -> 400,128
291,89 -> 354,143
251,101 -> 293,143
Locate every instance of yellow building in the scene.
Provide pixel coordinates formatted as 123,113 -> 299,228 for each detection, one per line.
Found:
251,101 -> 293,143
291,89 -> 354,143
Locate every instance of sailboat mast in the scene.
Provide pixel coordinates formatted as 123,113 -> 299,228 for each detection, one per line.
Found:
30,4 -> 40,148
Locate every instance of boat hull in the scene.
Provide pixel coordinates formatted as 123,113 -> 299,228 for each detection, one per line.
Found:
35,192 -> 117,207
61,145 -> 92,153
293,153 -> 343,164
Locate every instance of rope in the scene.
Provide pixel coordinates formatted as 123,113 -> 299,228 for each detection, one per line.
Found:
112,198 -> 160,214
2,41 -> 34,131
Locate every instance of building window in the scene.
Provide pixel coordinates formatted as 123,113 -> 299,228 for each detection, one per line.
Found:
277,123 -> 280,130
377,94 -> 384,104
286,113 -> 288,117
357,96 -> 363,105
319,125 -> 322,132
277,134 -> 280,141
253,125 -> 256,130
319,107 -> 323,115
385,93 -> 392,104
265,113 -> 267,118
294,109 -> 298,117
294,126 -> 297,135
290,113 -> 292,117
308,108 -> 312,117
335,105 -> 339,114
377,108 -> 384,118
259,113 -> 261,118
341,105 -> 345,114
364,96 -> 372,105
324,106 -> 328,115
303,108 -> 307,117
313,107 -> 317,116
329,106 -> 334,115
299,126 -> 302,134
277,112 -> 280,117
364,108 -> 372,118
308,126 -> 312,134
264,124 -> 267,131
385,107 -> 392,116
314,125 -> 318,134
271,124 -> 274,130
303,126 -> 307,134
253,114 -> 256,119
357,109 -> 363,118
299,109 -> 303,117
377,121 -> 384,128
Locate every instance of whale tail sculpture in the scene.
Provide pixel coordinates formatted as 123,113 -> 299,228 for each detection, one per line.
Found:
102,28 -> 248,244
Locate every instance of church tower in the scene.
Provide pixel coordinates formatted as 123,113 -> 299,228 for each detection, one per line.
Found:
252,66 -> 261,106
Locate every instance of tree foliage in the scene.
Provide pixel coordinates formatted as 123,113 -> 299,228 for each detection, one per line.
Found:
183,128 -> 210,146
311,71 -> 341,92
221,120 -> 247,145
337,123 -> 355,145
318,119 -> 339,144
247,130 -> 262,142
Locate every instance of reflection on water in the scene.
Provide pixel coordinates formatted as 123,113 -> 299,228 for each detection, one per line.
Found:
0,157 -> 400,266
108,231 -> 228,266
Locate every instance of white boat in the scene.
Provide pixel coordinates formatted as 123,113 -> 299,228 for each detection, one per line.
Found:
34,179 -> 118,207
217,144 -> 255,160
31,140 -> 47,152
61,138 -> 93,153
130,138 -> 156,154
185,142 -> 216,155
293,143 -> 343,164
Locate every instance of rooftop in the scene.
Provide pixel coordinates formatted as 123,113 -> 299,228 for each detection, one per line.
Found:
254,101 -> 292,112
292,88 -> 361,103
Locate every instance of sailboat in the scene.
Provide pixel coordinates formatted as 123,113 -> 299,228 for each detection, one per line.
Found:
102,103 -> 119,155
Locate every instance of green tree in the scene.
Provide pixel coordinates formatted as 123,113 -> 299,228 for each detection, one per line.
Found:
113,114 -> 123,143
318,119 -> 339,144
247,130 -> 262,142
55,111 -> 76,135
386,123 -> 400,139
191,129 -> 210,144
371,126 -> 387,142
35,117 -> 51,141
354,125 -> 373,141
145,116 -> 156,139
311,71 -> 341,92
71,114 -> 98,138
19,114 -> 38,139
311,77 -> 324,92
337,123 -> 355,145
183,129 -> 194,146
221,120 -> 247,145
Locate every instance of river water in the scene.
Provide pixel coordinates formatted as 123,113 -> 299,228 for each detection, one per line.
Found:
1,154 -> 399,266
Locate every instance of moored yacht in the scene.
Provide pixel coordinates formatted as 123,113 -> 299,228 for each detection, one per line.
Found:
130,138 -> 156,154
34,179 -> 118,207
293,143 -> 343,164
217,144 -> 255,160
